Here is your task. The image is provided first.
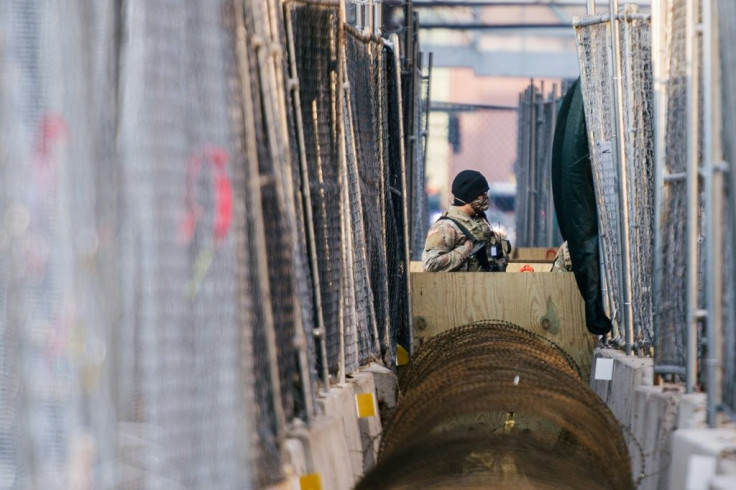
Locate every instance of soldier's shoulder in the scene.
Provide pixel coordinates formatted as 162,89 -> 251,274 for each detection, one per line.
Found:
429,217 -> 461,234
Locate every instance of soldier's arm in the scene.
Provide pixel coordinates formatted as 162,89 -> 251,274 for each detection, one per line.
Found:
421,223 -> 472,272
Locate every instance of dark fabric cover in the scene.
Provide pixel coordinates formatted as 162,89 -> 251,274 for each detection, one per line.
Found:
551,79 -> 613,336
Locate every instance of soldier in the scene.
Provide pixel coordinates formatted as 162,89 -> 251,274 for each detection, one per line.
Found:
551,241 -> 573,272
422,170 -> 510,272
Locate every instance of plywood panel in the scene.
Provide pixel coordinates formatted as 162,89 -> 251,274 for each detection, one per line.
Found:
505,262 -> 554,273
409,261 -> 423,272
510,246 -> 559,262
410,272 -> 597,381
412,261 -> 555,273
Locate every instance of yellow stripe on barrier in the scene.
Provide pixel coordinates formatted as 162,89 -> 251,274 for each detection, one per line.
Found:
356,392 -> 377,418
299,473 -> 321,490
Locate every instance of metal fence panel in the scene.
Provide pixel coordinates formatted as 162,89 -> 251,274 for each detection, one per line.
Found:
621,10 -> 655,347
116,2 -> 252,487
516,84 -> 563,248
0,2 -> 119,488
654,0 -> 690,369
345,26 -> 385,366
384,42 -> 411,362
287,2 -> 351,375
0,1 -> 412,487
575,12 -> 655,347
575,20 -> 624,338
717,0 -> 736,417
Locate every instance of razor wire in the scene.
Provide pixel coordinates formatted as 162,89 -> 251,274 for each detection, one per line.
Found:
362,321 -> 633,490
717,0 -> 736,418
574,11 -> 656,347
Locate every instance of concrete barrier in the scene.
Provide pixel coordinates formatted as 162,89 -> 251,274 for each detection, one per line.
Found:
590,349 -> 736,490
267,366 -> 391,490
669,429 -> 736,490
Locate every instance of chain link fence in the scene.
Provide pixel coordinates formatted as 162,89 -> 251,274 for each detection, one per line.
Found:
574,7 -> 655,347
716,0 -> 736,419
0,0 -> 415,488
428,102 -> 518,243
516,82 -> 566,248
651,0 -> 691,373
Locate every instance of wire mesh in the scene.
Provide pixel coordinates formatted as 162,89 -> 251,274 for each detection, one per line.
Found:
620,9 -> 655,348
575,12 -> 656,347
0,2 -> 120,488
245,0 -> 317,425
516,84 -> 563,248
717,0 -> 736,417
344,25 -> 383,366
654,0 -> 691,369
1,0 -> 415,487
429,104 -> 518,243
115,1 -> 253,487
369,321 -> 632,490
286,1 -> 350,375
575,20 -> 624,337
410,56 -> 430,261
383,42 -> 411,362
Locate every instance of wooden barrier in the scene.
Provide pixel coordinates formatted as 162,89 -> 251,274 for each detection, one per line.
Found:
411,261 -> 554,273
510,246 -> 559,262
410,271 -> 597,381
506,262 -> 554,273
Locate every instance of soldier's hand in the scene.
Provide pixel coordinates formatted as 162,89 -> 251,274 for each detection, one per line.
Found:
460,239 -> 473,257
469,239 -> 485,255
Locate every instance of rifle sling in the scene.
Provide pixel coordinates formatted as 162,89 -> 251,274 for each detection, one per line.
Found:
437,216 -> 491,272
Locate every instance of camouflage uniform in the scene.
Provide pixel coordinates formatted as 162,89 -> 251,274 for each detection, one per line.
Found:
422,206 -> 509,272
551,241 -> 573,272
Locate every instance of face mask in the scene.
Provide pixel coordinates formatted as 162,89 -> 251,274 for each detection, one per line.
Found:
470,194 -> 490,212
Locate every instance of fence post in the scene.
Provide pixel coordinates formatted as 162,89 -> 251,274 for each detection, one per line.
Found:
608,0 -> 635,354
283,2 -> 332,395
389,33 -> 414,358
233,0 -> 287,451
685,0 -> 702,393
703,0 -> 722,426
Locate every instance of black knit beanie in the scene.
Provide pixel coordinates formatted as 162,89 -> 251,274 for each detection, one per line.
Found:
451,170 -> 489,205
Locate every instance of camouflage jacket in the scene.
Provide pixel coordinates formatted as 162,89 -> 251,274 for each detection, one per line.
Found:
551,241 -> 573,272
421,206 -> 507,272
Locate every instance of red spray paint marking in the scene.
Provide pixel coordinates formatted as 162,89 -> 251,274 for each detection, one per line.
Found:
179,146 -> 233,245
36,114 -> 69,160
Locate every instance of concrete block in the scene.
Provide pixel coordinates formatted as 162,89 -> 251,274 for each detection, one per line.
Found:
288,415 -> 355,490
284,436 -> 309,477
677,393 -> 708,430
351,371 -> 383,473
319,383 -> 363,484
710,475 -> 736,490
669,429 -> 736,490
630,385 -> 683,490
360,362 -> 400,423
590,349 -> 653,429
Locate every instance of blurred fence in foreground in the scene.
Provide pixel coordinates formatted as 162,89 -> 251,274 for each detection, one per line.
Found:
0,0 -> 417,488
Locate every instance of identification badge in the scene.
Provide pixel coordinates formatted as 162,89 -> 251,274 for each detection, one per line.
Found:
490,246 -> 497,256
